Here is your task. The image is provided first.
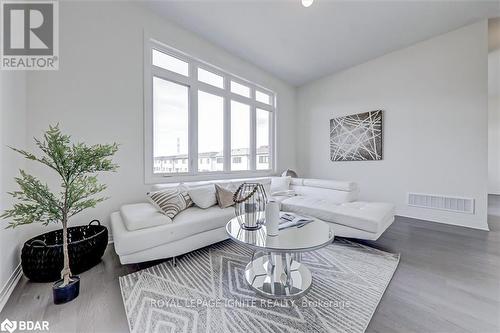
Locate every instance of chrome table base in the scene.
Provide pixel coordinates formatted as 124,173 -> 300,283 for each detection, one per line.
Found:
244,252 -> 312,299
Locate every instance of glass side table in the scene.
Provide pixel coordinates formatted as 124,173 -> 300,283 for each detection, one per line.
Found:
226,213 -> 334,299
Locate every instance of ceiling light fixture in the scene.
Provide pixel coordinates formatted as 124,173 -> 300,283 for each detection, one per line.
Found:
301,0 -> 314,7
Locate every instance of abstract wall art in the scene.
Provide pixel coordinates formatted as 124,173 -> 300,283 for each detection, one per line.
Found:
330,110 -> 383,161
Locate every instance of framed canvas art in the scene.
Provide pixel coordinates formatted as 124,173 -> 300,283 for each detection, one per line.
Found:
330,110 -> 383,161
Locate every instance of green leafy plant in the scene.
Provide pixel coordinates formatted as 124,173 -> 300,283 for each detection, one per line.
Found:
1,125 -> 118,286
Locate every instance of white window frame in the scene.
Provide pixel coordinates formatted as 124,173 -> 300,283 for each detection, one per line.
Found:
144,35 -> 276,184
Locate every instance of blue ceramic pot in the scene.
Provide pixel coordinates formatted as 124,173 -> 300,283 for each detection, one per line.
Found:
53,276 -> 80,304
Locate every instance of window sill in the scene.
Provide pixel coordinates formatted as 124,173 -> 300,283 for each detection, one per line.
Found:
145,170 -> 276,185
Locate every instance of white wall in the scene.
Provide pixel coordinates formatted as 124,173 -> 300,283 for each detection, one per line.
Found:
488,18 -> 500,194
0,71 -> 29,301
297,21 -> 489,230
25,1 -> 296,229
489,49 -> 500,194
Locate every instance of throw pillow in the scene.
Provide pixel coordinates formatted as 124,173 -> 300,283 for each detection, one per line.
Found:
215,184 -> 235,208
271,176 -> 291,194
147,185 -> 193,219
187,185 -> 217,209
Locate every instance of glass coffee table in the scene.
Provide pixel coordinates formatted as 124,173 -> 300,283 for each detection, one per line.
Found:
225,213 -> 334,299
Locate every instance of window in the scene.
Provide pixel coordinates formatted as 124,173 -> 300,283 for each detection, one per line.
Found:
198,91 -> 224,172
152,49 -> 189,76
145,38 -> 275,181
152,77 -> 189,174
256,108 -> 271,170
230,81 -> 250,97
256,90 -> 271,105
231,101 -> 250,171
198,68 -> 224,89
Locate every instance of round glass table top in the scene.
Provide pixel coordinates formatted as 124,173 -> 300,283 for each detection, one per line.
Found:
225,213 -> 334,253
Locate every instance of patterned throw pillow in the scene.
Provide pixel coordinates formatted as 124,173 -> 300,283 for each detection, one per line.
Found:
147,185 -> 193,219
215,184 -> 235,209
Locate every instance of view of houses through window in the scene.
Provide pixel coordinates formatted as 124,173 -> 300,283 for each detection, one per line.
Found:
153,146 -> 270,173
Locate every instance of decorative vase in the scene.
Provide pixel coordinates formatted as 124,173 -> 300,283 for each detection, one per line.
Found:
265,200 -> 280,236
233,183 -> 267,230
53,275 -> 80,304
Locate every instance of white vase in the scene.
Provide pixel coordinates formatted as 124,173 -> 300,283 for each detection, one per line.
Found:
265,200 -> 280,236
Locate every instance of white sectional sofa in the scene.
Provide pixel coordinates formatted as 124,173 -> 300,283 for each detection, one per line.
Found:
110,177 -> 394,264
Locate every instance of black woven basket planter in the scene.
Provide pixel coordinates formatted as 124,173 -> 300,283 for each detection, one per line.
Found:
21,220 -> 108,282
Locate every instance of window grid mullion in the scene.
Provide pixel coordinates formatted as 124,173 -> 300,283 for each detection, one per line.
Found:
189,64 -> 198,174
250,87 -> 257,171
223,77 -> 231,172
269,108 -> 274,171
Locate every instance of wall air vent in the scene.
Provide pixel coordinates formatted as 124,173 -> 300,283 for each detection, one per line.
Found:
408,193 -> 474,214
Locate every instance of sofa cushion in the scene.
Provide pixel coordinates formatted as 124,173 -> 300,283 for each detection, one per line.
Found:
113,205 -> 235,256
270,195 -> 293,204
281,196 -> 394,234
187,184 -> 217,209
271,190 -> 296,197
120,203 -> 172,231
290,185 -> 358,204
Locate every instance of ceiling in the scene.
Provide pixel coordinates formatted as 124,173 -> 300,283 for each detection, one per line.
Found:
145,0 -> 500,86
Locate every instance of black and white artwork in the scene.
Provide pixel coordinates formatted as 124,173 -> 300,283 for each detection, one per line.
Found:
330,110 -> 383,161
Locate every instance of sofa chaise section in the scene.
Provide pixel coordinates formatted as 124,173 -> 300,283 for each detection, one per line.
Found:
281,196 -> 394,240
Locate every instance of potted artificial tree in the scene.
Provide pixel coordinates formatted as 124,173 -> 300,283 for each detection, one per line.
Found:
1,125 -> 118,304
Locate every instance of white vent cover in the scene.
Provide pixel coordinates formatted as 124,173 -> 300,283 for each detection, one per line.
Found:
408,193 -> 474,214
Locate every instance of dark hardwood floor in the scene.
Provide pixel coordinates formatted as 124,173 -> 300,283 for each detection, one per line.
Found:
365,217 -> 500,333
1,216 -> 499,333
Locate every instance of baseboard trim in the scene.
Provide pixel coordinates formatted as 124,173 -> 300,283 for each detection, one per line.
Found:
396,214 -> 490,231
0,263 -> 22,314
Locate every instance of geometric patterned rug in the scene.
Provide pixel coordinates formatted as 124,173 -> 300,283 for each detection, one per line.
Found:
119,239 -> 399,333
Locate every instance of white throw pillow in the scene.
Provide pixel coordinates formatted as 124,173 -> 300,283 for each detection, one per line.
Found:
271,176 -> 291,194
187,185 -> 217,209
120,203 -> 172,231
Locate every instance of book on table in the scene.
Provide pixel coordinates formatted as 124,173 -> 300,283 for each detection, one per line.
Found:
278,212 -> 314,230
